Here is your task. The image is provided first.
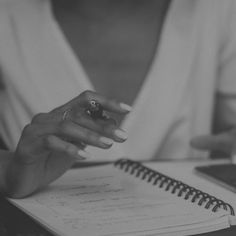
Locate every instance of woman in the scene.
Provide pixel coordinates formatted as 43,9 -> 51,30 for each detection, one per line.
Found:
0,0 -> 236,198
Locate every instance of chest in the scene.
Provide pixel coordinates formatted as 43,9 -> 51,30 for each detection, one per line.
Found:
52,1 -> 169,106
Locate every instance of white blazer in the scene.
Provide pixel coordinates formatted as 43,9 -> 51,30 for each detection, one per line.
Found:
0,0 -> 236,161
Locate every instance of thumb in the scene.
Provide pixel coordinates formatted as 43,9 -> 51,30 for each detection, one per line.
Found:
190,132 -> 234,155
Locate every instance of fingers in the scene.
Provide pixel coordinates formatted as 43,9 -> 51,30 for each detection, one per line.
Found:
45,135 -> 90,160
30,92 -> 129,144
32,90 -> 130,139
190,132 -> 236,155
57,121 -> 114,149
27,91 -> 131,160
57,120 -> 127,146
25,117 -> 127,155
69,90 -> 132,114
63,114 -> 126,142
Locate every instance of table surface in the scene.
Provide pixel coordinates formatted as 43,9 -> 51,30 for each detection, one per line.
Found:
1,159 -> 236,236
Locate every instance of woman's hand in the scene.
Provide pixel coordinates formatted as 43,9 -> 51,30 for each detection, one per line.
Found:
190,128 -> 236,158
5,90 -> 131,198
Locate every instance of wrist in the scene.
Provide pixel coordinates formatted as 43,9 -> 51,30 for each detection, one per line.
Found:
4,153 -> 44,198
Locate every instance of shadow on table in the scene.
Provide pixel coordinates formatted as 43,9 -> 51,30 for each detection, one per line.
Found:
0,194 -> 52,236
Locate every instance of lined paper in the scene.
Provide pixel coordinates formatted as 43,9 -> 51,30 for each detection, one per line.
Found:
10,164 -> 230,236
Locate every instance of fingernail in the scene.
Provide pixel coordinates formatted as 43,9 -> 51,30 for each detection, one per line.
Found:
119,103 -> 132,112
77,150 -> 90,159
114,129 -> 128,140
99,137 -> 114,146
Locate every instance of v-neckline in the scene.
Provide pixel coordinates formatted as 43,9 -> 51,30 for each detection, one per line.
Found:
47,0 -> 172,128
48,1 -> 95,90
8,0 -> 200,160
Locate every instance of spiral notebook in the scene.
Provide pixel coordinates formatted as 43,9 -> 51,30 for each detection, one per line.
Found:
9,159 -> 236,236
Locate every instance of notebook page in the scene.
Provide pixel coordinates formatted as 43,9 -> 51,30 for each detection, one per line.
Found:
9,164 -> 231,236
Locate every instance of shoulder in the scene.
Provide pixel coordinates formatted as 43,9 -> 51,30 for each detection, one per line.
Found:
191,0 -> 236,44
189,0 -> 236,20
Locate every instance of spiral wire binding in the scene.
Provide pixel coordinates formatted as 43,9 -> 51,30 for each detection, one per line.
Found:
114,159 -> 235,216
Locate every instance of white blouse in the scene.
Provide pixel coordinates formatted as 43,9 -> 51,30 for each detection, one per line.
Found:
0,0 -> 236,161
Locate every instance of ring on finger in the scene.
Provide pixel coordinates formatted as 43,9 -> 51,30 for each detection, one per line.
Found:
62,109 -> 71,121
85,99 -> 109,120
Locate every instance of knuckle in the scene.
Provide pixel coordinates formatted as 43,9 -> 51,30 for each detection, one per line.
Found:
101,122 -> 116,135
31,113 -> 47,124
107,98 -> 117,107
22,124 -> 33,135
86,131 -> 99,144
44,135 -> 54,148
81,90 -> 93,100
49,106 -> 61,115
75,112 -> 84,122
64,143 -> 77,155
58,121 -> 70,133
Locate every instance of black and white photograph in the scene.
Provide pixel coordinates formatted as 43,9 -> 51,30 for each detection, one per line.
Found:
0,0 -> 236,235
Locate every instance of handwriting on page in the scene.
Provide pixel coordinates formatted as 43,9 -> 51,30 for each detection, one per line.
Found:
20,166 -> 223,236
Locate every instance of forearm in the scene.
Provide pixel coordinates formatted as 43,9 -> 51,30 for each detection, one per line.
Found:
0,150 -> 14,196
